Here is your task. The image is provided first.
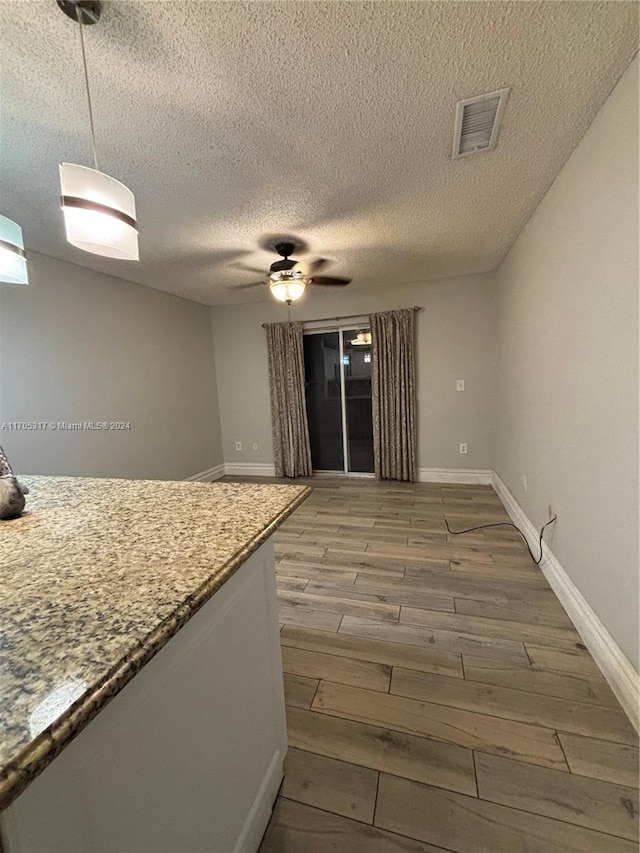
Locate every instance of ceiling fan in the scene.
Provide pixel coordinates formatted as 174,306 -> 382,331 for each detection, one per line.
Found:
231,241 -> 352,304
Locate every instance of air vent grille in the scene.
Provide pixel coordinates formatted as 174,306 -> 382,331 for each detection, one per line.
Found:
452,88 -> 510,159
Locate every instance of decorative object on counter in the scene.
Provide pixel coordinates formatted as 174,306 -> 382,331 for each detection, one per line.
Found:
0,445 -> 29,519
0,215 -> 28,285
57,0 -> 139,260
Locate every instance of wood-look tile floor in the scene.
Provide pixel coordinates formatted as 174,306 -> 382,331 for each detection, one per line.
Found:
230,477 -> 639,852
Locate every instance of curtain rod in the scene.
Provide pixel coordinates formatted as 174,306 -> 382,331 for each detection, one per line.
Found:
262,306 -> 423,328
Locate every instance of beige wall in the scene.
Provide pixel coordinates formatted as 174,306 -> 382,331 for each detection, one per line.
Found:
211,273 -> 497,472
495,58 -> 639,669
1,252 -> 223,480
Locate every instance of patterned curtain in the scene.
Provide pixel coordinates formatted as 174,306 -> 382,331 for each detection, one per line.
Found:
264,321 -> 313,478
369,309 -> 417,482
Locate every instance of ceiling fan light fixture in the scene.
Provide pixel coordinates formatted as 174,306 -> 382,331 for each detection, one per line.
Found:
269,268 -> 306,303
233,240 -> 351,299
269,275 -> 306,303
60,164 -> 139,260
0,215 -> 28,285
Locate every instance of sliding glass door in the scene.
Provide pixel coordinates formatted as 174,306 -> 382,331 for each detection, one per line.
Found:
303,326 -> 374,475
303,331 -> 344,471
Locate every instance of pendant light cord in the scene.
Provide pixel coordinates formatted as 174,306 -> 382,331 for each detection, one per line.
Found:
77,12 -> 100,171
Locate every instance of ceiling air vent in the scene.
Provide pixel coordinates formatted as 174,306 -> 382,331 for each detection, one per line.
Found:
452,88 -> 510,159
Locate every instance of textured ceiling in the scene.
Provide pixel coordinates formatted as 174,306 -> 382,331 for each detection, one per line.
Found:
1,1 -> 637,305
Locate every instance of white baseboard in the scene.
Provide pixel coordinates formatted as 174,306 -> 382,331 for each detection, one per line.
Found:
492,471 -> 639,733
184,464 -> 225,482
418,467 -> 493,485
221,465 -> 492,483
224,462 -> 277,477
185,462 -> 277,481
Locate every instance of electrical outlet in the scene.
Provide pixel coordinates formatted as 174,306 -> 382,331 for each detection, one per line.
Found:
235,441 -> 242,452
548,504 -> 557,520
459,443 -> 468,455
521,474 -> 528,492
456,379 -> 465,392
252,443 -> 258,451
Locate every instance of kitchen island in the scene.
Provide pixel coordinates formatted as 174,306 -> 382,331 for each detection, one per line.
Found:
0,475 -> 309,853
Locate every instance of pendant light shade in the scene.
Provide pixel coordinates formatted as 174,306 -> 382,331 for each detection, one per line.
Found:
269,277 -> 306,304
60,163 -> 139,260
57,1 -> 139,261
0,215 -> 28,285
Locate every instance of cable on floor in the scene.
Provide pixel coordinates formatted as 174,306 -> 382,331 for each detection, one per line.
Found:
444,516 -> 557,565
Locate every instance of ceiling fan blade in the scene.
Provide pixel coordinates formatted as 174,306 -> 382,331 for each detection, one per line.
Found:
304,257 -> 330,274
228,281 -> 265,290
309,276 -> 352,287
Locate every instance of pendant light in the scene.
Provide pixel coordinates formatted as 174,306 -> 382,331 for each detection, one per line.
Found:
0,216 -> 28,285
57,1 -> 139,260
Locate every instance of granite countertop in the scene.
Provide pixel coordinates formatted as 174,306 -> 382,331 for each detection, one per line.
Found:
0,475 -> 309,811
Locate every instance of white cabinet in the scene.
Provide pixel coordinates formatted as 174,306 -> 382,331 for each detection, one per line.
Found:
1,539 -> 286,853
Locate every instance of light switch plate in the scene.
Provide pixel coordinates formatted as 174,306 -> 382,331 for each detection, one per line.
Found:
456,379 -> 465,392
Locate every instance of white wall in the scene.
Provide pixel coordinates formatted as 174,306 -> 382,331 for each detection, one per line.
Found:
0,252 -> 223,480
211,273 -> 497,473
495,58 -> 639,669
